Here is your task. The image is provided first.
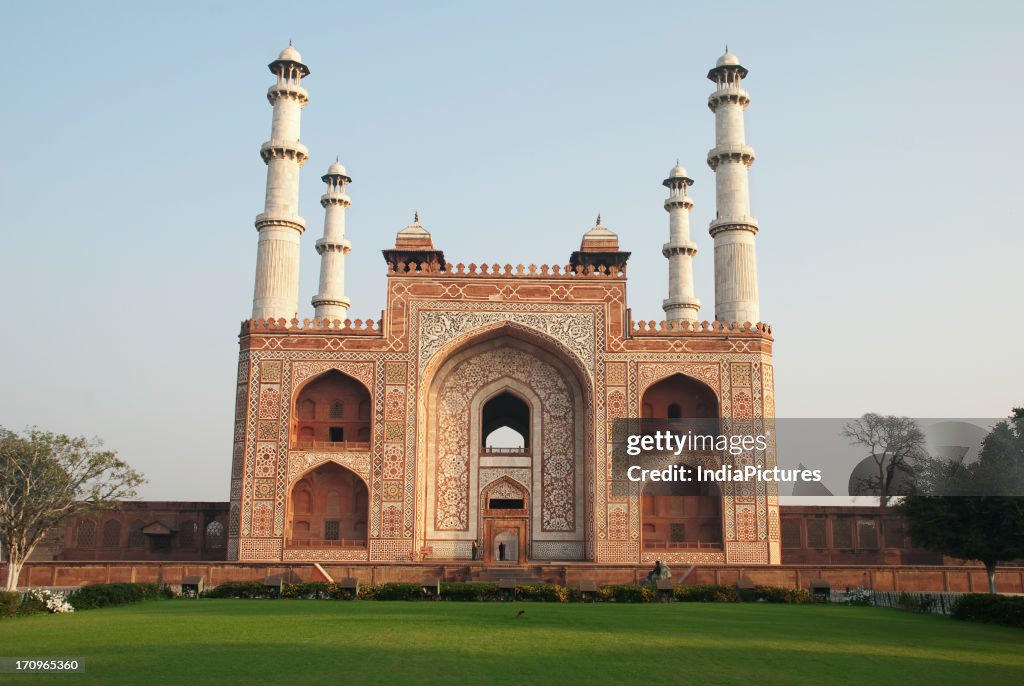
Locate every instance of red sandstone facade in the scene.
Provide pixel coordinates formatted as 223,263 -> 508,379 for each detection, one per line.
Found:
227,227 -> 781,567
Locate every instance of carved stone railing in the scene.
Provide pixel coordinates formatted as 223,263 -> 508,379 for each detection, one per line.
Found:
241,317 -> 384,334
629,320 -> 772,337
285,538 -> 367,549
291,440 -> 371,452
389,262 -> 628,278
642,541 -> 724,550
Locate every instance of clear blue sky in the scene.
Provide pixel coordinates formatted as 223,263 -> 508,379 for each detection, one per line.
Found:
1,1 -> 1021,500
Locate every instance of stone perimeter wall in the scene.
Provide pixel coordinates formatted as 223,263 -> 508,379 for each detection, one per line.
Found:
4,561 -> 1022,594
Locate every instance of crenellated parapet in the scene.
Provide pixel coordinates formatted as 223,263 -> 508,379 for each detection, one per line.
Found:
241,316 -> 384,334
389,262 -> 629,278
629,319 -> 772,336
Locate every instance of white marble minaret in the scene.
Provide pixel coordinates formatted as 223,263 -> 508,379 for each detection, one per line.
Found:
251,44 -> 310,320
662,163 -> 700,322
707,50 -> 760,324
311,160 -> 352,320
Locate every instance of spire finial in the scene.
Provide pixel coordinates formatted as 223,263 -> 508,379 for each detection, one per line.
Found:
725,43 -> 728,52
289,39 -> 293,47
414,210 -> 419,223
596,213 -> 601,226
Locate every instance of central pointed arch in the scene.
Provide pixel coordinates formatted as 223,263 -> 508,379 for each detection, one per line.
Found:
418,325 -> 593,562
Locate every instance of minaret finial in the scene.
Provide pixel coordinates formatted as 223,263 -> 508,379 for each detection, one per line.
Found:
289,39 -> 293,46
725,43 -> 728,52
414,210 -> 419,223
596,213 -> 601,225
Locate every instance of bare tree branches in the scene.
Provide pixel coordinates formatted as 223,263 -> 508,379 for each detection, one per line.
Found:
842,414 -> 926,506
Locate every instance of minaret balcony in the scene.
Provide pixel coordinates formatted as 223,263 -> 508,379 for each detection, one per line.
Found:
662,242 -> 698,258
260,140 -> 310,164
709,217 -> 759,237
707,87 -> 750,111
706,144 -> 755,170
266,83 -> 309,105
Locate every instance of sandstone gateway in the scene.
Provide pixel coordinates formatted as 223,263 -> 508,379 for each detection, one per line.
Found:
18,47 -> 1020,593
231,45 -> 774,566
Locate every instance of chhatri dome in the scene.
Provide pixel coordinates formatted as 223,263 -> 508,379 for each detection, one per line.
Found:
327,159 -> 348,176
716,50 -> 740,67
278,44 -> 303,62
668,162 -> 689,179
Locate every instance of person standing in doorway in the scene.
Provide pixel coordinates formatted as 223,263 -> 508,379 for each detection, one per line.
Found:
471,540 -> 478,561
498,541 -> 506,561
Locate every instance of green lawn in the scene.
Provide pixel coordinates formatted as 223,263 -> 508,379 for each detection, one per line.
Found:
1,601 -> 1022,685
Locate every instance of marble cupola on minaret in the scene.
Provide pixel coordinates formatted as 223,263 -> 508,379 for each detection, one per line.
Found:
662,163 -> 700,323
251,43 -> 310,320
707,49 -> 761,324
311,159 -> 352,321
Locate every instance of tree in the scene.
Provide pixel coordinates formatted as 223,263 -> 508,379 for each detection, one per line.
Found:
0,428 -> 144,591
899,409 -> 1024,593
842,414 -> 926,506
899,496 -> 1024,593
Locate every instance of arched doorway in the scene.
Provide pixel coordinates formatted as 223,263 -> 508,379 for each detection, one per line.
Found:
287,462 -> 368,549
641,477 -> 723,551
640,373 -> 723,550
291,370 -> 372,450
423,331 -> 589,562
481,477 -> 529,563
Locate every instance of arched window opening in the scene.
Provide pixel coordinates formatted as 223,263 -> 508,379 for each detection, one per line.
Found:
481,392 -> 530,454
640,476 -> 722,550
642,374 -> 719,421
77,520 -> 96,548
205,521 -> 225,549
102,520 -> 121,548
292,370 -> 372,450
287,462 -> 368,549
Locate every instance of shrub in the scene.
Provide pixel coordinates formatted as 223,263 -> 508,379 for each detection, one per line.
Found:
752,585 -> 811,604
897,592 -> 936,614
203,581 -> 276,599
69,583 -> 172,610
439,583 -> 501,601
673,584 -> 740,602
0,591 -> 21,617
514,584 -> 574,602
598,585 -> 657,603
27,589 -> 74,613
281,582 -> 336,599
371,583 -> 423,601
951,594 -> 1024,628
843,588 -> 873,606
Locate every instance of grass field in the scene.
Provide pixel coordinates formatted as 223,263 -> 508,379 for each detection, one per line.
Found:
1,601 -> 1022,685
